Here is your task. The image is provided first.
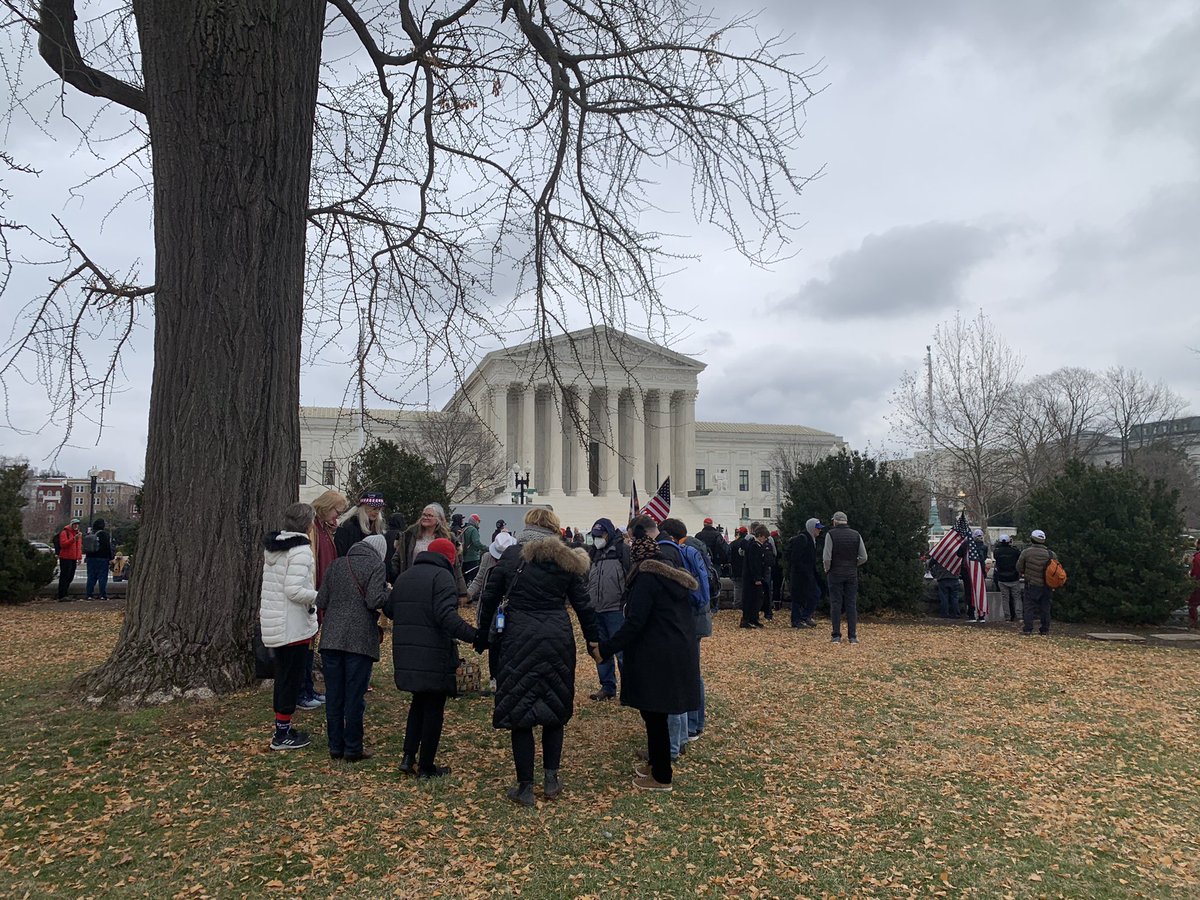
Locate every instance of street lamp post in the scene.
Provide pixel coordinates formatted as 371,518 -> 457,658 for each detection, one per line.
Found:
512,464 -> 530,505
87,467 -> 100,523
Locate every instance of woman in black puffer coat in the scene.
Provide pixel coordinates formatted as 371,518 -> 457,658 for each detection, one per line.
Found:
596,515 -> 700,792
385,538 -> 478,778
477,507 -> 599,807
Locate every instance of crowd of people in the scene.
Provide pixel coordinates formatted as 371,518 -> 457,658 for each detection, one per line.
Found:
258,489 -> 1074,803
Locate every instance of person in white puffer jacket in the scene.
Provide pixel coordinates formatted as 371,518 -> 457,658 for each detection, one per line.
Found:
260,502 -> 320,751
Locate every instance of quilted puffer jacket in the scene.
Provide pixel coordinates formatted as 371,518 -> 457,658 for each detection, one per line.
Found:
479,527 -> 600,730
259,532 -> 319,648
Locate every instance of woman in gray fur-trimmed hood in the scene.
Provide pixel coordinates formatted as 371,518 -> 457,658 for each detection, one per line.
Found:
477,507 -> 600,806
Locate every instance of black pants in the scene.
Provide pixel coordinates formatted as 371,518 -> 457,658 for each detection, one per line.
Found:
761,574 -> 774,618
403,691 -> 448,772
272,642 -> 309,716
740,583 -> 761,626
1022,586 -> 1052,635
511,724 -> 564,783
772,567 -> 783,608
56,559 -> 77,599
641,710 -> 672,784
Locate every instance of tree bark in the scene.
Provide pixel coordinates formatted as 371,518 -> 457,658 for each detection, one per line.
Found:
77,1 -> 326,706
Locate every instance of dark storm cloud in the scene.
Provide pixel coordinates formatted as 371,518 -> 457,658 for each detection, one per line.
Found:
775,222 -> 1006,320
697,344 -> 907,446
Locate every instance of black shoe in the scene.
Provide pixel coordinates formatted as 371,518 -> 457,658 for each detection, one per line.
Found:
738,623 -> 755,629
543,769 -> 562,800
507,781 -> 536,807
418,765 -> 450,778
345,750 -> 374,763
399,753 -> 417,775
752,622 -> 765,629
330,751 -> 344,760
1020,630 -> 1033,636
589,690 -> 615,701
270,728 -> 311,751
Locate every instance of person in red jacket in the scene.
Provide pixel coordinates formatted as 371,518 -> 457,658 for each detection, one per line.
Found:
55,518 -> 83,601
1188,540 -> 1200,629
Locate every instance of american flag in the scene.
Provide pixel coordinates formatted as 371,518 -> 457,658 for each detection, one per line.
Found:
629,480 -> 640,525
640,477 -> 671,523
967,532 -> 988,619
930,511 -> 969,571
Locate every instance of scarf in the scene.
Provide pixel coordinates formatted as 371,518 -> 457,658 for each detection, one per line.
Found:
630,536 -> 658,567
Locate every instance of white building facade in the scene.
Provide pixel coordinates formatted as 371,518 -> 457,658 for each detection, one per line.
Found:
300,327 -> 844,531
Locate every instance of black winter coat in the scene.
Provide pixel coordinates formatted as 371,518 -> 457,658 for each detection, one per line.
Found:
788,533 -> 820,597
741,538 -> 768,588
696,526 -> 729,567
384,552 -> 478,695
598,544 -> 701,715
993,543 -> 1020,582
478,531 -> 599,730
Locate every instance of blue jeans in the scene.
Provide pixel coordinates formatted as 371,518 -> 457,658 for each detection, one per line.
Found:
85,557 -> 109,599
594,610 -> 625,696
668,713 -> 688,759
321,649 -> 374,756
938,579 -> 961,617
687,637 -> 705,735
828,575 -> 858,640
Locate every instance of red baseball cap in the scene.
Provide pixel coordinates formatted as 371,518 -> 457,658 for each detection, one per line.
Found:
703,517 -> 713,525
428,538 -> 457,565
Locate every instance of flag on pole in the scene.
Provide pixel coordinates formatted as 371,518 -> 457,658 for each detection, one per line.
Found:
640,477 -> 671,523
967,531 -> 988,619
629,481 -> 640,525
930,511 -> 969,571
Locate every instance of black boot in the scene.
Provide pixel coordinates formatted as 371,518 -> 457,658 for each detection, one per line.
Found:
506,781 -> 535,807
543,769 -> 562,800
399,753 -> 417,776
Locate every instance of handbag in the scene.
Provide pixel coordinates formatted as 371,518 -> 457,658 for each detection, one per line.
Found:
488,562 -> 525,644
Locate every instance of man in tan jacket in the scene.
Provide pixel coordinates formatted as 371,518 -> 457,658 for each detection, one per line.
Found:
1016,529 -> 1057,636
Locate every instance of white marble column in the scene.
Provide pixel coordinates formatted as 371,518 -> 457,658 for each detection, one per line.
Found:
626,387 -> 646,494
544,385 -> 564,496
649,388 -> 672,489
671,392 -> 686,495
601,387 -> 622,496
520,383 -> 537,488
490,386 -> 509,470
563,387 -> 584,496
681,389 -> 697,497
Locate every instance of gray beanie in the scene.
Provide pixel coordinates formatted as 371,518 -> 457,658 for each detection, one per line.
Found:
363,534 -> 388,560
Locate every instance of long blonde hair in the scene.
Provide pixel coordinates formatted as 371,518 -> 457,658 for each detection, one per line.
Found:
309,490 -> 347,558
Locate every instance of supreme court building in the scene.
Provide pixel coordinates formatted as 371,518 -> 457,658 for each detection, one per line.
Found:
299,326 -> 844,530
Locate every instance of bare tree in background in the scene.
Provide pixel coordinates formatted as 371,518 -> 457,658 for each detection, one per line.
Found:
890,309 -> 1022,526
0,1 -> 818,704
1004,367 -> 1107,499
1103,366 -> 1188,467
409,411 -> 505,503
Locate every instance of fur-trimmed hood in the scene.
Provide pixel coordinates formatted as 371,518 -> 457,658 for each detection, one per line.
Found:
520,533 -> 591,577
634,557 -> 699,591
262,531 -> 311,552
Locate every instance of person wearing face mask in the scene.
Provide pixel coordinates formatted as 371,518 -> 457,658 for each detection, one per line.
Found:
586,517 -> 630,702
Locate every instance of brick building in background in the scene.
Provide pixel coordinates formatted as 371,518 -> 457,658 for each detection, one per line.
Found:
22,470 -> 140,539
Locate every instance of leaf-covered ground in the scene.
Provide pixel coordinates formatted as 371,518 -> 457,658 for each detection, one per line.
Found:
1,603 -> 1198,898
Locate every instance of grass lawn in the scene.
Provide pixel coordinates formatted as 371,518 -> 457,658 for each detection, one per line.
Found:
1,603 -> 1198,898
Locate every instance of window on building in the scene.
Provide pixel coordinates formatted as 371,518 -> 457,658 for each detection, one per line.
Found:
459,464 -> 472,487
322,460 -> 336,486
741,506 -> 750,519
763,508 -> 771,519
739,469 -> 749,491
695,468 -> 706,492
761,470 -> 771,492
298,460 -> 307,486
75,485 -> 84,494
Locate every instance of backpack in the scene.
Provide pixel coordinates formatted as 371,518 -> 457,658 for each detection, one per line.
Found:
82,532 -> 101,554
52,530 -> 62,553
677,544 -> 711,612
1044,554 -> 1067,589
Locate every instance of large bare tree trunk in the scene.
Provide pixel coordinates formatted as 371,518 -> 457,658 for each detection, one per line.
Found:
78,1 -> 326,706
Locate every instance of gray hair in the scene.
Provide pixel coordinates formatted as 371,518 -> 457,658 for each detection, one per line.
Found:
831,511 -> 848,524
282,502 -> 315,534
423,502 -> 447,523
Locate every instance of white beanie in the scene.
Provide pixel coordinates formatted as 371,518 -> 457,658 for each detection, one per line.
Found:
1031,529 -> 1046,542
489,531 -> 517,559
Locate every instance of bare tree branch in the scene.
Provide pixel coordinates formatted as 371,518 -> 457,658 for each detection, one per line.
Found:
32,0 -> 147,114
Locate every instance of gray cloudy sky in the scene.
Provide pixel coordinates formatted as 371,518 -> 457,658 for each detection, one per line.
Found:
2,0 -> 1198,481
